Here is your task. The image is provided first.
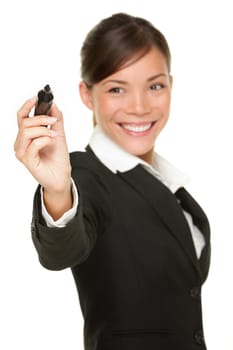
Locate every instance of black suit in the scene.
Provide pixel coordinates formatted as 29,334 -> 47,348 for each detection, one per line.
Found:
31,146 -> 211,350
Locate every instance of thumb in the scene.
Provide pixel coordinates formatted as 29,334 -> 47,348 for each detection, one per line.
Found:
49,103 -> 65,131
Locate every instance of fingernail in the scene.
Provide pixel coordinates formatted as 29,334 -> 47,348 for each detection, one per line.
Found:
47,117 -> 57,124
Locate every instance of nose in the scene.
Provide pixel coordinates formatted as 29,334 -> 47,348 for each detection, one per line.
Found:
125,91 -> 151,116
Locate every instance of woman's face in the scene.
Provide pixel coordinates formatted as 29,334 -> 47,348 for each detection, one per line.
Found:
80,47 -> 172,164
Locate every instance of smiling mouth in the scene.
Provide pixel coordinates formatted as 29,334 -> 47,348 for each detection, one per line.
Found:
119,122 -> 156,133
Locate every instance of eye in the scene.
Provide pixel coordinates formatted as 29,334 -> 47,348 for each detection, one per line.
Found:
150,83 -> 165,91
108,87 -> 124,94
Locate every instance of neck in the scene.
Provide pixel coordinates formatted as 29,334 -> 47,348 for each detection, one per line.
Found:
138,149 -> 154,165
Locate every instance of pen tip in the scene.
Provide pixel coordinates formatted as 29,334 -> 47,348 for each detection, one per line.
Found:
44,84 -> 51,92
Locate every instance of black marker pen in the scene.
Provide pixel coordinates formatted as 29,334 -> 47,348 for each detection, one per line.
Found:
34,84 -> 54,116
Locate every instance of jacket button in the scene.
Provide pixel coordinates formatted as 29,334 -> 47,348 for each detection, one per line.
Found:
190,287 -> 201,299
194,330 -> 204,345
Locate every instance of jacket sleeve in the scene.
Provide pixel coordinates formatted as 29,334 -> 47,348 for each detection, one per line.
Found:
31,169 -> 110,271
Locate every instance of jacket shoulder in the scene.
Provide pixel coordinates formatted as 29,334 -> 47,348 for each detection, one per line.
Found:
70,149 -> 91,169
69,146 -> 113,178
69,147 -> 112,208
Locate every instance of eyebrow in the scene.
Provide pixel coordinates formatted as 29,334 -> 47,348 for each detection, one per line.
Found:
148,73 -> 168,81
101,73 -> 168,86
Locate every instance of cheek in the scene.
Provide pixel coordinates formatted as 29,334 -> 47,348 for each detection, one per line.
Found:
94,94 -> 108,111
93,100 -> 113,125
154,94 -> 171,115
96,98 -> 120,119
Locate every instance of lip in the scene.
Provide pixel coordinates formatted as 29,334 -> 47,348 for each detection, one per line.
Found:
118,121 -> 157,136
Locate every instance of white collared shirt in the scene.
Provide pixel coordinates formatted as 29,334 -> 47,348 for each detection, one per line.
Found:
42,125 -> 205,259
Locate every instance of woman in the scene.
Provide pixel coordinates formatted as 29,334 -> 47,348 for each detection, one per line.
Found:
14,13 -> 210,350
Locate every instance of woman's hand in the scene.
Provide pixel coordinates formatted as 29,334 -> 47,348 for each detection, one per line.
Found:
14,97 -> 73,219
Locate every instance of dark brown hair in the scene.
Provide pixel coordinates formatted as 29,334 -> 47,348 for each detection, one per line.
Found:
80,12 -> 171,88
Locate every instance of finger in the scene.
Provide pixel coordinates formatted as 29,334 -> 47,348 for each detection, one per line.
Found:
22,136 -> 56,176
22,115 -> 58,128
14,126 -> 57,161
27,136 -> 55,165
17,96 -> 37,127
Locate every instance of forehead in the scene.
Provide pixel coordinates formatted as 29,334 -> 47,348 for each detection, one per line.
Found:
104,48 -> 169,81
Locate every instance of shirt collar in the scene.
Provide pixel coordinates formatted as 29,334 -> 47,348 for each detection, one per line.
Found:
89,125 -> 190,193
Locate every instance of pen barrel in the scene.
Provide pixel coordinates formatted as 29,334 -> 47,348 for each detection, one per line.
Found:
34,100 -> 53,116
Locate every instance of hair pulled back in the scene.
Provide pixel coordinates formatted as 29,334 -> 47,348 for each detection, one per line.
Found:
81,13 -> 171,88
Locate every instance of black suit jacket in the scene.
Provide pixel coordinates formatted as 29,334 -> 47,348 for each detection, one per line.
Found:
31,146 -> 211,350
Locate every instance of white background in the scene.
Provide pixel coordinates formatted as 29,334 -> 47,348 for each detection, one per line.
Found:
1,0 -> 232,349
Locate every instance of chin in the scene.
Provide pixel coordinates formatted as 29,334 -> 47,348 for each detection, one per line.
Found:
125,145 -> 154,159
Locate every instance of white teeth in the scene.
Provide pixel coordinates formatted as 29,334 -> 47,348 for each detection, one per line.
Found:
122,123 -> 152,133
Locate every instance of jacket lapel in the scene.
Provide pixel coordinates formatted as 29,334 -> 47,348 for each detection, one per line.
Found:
175,187 -> 211,281
117,165 -> 203,278
175,187 -> 210,241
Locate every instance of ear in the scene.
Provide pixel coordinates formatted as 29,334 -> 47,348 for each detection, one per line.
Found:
79,81 -> 94,110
